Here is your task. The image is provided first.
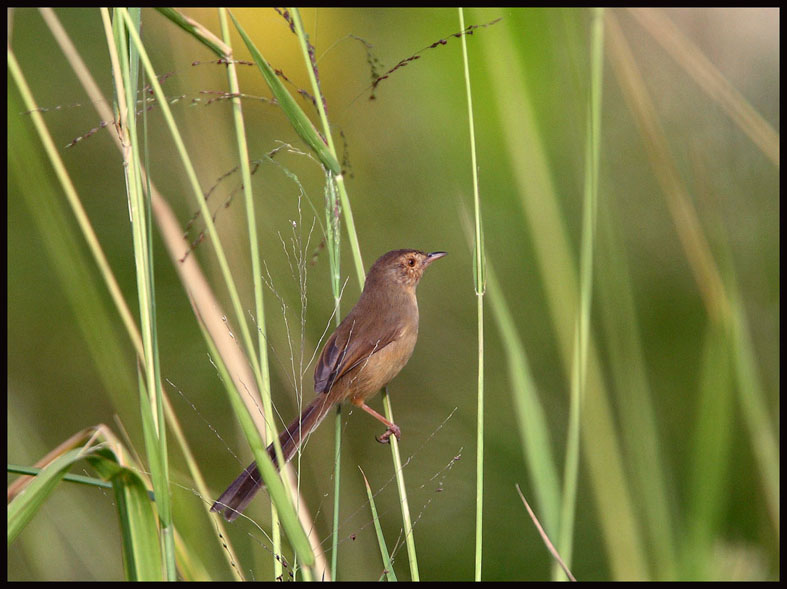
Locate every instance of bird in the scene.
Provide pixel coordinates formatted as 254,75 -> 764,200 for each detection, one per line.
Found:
211,248 -> 446,521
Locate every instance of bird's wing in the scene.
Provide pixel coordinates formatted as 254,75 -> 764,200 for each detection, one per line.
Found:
314,319 -> 401,394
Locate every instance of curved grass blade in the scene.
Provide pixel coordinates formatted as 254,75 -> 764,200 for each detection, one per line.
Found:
87,449 -> 162,581
8,448 -> 95,544
8,443 -> 162,581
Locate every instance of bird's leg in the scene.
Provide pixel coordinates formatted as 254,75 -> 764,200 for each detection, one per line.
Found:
355,401 -> 401,444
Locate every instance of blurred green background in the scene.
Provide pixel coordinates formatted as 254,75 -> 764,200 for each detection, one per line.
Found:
7,7 -> 778,581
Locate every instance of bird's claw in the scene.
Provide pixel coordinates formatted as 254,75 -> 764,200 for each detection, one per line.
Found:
375,424 -> 401,444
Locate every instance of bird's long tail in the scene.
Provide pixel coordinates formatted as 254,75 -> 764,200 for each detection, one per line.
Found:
210,394 -> 334,521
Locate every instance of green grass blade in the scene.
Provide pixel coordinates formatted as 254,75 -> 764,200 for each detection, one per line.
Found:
682,318 -> 735,578
728,289 -> 779,530
286,7 -> 379,578
8,448 -> 93,544
325,169 -> 344,580
486,263 -> 561,535
216,8 -> 284,579
381,391 -> 420,580
116,8 -> 265,392
229,11 -> 341,175
87,451 -> 162,581
480,9 -> 648,578
9,439 -> 162,582
108,9 -> 175,579
155,7 -> 230,58
458,7 -> 487,581
193,302 -> 315,567
360,468 -> 398,582
15,11 -> 246,579
557,7 -> 604,576
596,203 -> 678,578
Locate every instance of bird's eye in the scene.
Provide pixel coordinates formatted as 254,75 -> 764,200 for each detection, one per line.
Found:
407,257 -> 416,267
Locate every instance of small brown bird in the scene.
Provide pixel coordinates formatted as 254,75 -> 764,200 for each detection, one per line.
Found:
211,249 -> 446,521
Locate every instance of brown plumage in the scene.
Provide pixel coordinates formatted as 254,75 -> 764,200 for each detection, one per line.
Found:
211,249 -> 446,521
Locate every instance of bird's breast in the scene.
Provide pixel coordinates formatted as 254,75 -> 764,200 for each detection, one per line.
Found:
344,325 -> 418,404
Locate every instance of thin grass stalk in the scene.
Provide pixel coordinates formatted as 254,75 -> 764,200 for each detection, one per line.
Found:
8,465 -> 113,495
6,51 -> 154,552
360,468 -> 398,582
139,46 -> 178,582
109,9 -> 175,579
37,6 -> 296,577
458,7 -> 486,581
120,11 -> 175,576
557,7 -> 604,577
217,9 -> 280,470
288,8 -> 365,286
190,295 -> 315,569
482,11 -> 647,578
605,9 -> 778,531
325,176 -> 343,580
216,9 -> 285,580
289,6 -> 422,579
515,484 -> 576,582
39,8 -> 246,578
331,401 -> 342,578
377,392 -> 418,579
11,28 -> 229,580
160,393 -> 242,580
7,36 -> 137,352
287,8 -> 351,579
377,375 -> 417,568
117,7 -> 315,568
117,8 -> 265,395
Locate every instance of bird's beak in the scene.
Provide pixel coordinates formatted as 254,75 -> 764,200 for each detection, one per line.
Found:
424,251 -> 447,267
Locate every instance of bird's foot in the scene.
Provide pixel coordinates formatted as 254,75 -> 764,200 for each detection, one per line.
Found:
375,424 -> 401,444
